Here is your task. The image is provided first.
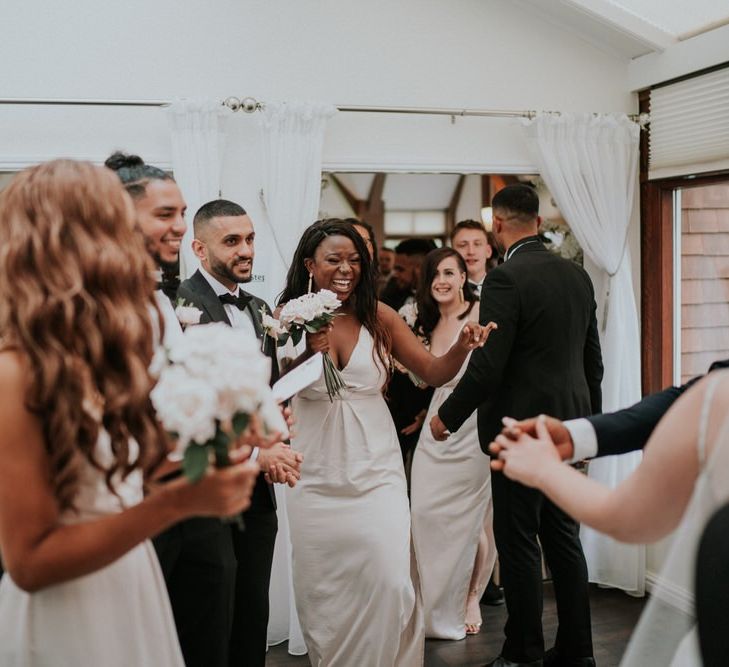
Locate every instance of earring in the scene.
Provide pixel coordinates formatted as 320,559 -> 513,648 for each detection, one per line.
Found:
459,286 -> 464,304
307,272 -> 313,294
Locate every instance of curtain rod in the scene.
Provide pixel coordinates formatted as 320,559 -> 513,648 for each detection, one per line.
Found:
0,96 -> 645,122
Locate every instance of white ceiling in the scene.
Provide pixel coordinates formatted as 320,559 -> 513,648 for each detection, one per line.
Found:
515,0 -> 729,59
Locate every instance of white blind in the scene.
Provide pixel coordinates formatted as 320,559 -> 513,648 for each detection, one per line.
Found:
649,67 -> 729,180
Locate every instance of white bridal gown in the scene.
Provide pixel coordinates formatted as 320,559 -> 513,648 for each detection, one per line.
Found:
410,348 -> 495,639
0,433 -> 184,667
621,370 -> 729,666
286,326 -> 424,666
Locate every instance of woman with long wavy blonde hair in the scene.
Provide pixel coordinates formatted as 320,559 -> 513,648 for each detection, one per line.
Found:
0,160 -> 259,667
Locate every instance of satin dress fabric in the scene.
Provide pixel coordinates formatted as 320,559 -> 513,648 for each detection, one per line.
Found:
0,433 -> 184,667
286,327 -> 424,666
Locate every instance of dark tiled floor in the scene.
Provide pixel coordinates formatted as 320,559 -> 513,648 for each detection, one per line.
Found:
265,583 -> 645,667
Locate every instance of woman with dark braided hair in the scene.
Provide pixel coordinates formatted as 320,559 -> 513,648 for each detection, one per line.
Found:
0,160 -> 258,666
277,219 -> 496,666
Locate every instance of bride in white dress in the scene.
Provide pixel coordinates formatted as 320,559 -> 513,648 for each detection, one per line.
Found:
410,248 -> 496,640
277,220 -> 496,666
0,161 -> 259,667
492,365 -> 729,666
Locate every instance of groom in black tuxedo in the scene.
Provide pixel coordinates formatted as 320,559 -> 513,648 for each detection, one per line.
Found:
431,185 -> 603,667
178,199 -> 302,667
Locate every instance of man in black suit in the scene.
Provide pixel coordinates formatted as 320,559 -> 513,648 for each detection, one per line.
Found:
431,185 -> 603,667
380,238 -> 437,466
105,152 -> 238,667
178,199 -> 302,667
497,359 -> 729,463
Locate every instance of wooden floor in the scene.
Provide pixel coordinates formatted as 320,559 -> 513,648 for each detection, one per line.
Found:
265,583 -> 645,667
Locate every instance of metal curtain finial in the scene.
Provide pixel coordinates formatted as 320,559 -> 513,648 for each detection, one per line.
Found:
222,96 -> 262,113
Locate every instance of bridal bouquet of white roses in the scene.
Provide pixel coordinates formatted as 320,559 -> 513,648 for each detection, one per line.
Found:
270,289 -> 346,401
150,322 -> 285,485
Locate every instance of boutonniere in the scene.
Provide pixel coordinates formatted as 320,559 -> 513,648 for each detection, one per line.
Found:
259,306 -> 286,353
175,298 -> 203,328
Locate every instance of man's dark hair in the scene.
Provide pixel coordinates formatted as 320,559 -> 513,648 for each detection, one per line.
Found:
394,238 -> 437,257
450,219 -> 487,243
193,199 -> 247,236
380,246 -> 395,254
491,184 -> 539,222
104,151 -> 173,200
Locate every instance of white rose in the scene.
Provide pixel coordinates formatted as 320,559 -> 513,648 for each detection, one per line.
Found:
316,289 -> 342,312
262,313 -> 286,338
398,302 -> 418,329
175,305 -> 203,326
151,366 -> 218,446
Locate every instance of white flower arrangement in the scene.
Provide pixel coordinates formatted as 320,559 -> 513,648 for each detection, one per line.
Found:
266,289 -> 346,401
174,299 -> 203,327
151,322 -> 282,484
398,301 -> 418,330
540,219 -> 583,265
396,300 -> 427,388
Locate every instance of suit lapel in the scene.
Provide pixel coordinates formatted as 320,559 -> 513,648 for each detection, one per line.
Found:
243,294 -> 264,339
189,270 -> 231,326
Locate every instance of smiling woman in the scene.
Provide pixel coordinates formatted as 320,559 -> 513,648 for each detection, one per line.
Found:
275,218 -> 495,666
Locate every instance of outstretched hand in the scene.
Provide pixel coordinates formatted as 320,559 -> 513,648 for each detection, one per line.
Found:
457,320 -> 497,351
488,415 -> 562,487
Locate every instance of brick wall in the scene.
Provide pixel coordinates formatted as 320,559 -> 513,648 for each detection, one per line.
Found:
680,184 -> 729,383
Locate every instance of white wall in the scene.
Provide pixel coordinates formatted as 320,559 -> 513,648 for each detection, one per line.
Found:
0,0 -> 638,303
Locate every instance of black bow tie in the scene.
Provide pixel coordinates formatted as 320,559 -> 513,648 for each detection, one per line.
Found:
219,292 -> 252,310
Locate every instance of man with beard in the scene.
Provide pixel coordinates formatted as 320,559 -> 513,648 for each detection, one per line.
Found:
178,199 -> 303,667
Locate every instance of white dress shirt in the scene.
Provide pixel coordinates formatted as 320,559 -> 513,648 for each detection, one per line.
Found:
468,277 -> 485,298
565,418 -> 598,462
199,266 -> 257,339
198,267 -> 260,462
154,289 -> 184,346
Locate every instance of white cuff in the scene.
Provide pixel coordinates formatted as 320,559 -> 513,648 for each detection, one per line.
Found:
250,447 -> 260,462
564,418 -> 598,463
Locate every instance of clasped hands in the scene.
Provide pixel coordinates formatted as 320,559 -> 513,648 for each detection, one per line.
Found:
430,412 -> 576,487
231,406 -> 304,488
487,415 -> 575,487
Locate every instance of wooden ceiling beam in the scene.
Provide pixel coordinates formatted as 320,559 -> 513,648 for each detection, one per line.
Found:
329,173 -> 364,216
446,174 -> 466,235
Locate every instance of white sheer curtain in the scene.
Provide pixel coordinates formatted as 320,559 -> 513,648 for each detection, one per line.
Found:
258,101 -> 336,655
166,98 -> 226,279
522,112 -> 645,594
256,100 -> 337,304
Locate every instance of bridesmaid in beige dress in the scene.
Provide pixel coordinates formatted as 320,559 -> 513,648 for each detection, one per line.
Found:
0,161 -> 259,667
277,220 -> 495,667
410,248 -> 497,640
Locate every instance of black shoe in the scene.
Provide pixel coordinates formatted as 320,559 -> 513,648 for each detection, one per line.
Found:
543,647 -> 596,667
484,657 -> 543,667
481,578 -> 505,606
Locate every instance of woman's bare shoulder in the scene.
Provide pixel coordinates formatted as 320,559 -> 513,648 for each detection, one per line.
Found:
376,301 -> 397,323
